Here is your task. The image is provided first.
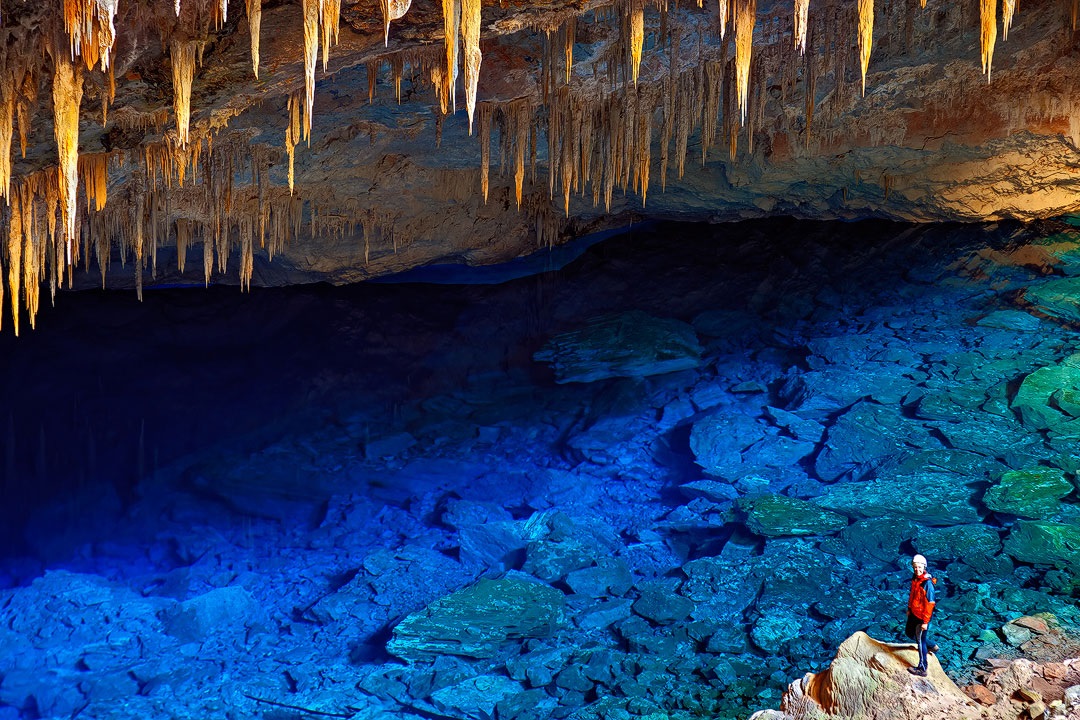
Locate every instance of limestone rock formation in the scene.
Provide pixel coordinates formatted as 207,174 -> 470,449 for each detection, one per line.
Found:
2,0 -> 1080,331
753,630 -> 1080,720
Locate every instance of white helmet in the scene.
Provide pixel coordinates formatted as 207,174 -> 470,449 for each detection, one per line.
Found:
912,554 -> 927,565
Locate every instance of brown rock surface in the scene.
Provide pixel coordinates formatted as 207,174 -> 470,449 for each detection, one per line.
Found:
752,631 -> 1080,720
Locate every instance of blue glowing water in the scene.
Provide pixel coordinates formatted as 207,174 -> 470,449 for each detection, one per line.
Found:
0,218 -> 1078,720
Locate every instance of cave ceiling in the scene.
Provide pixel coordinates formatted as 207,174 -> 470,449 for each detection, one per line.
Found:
0,0 -> 1079,332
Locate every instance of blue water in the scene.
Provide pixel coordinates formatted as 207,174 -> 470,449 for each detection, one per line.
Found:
0,218 -> 1077,720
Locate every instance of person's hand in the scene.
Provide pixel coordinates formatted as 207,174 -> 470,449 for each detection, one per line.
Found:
921,623 -> 928,630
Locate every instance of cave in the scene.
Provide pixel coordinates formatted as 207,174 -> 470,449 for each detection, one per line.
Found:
1,0 -> 1080,718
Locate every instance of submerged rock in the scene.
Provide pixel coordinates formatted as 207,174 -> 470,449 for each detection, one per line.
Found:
1025,278 -> 1080,324
816,470 -> 981,526
533,311 -> 703,383
1003,521 -> 1080,571
1012,354 -> 1080,431
982,468 -> 1073,518
740,494 -> 848,537
387,577 -> 566,661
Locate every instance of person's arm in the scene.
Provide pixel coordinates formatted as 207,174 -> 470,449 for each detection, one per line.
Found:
921,579 -> 936,627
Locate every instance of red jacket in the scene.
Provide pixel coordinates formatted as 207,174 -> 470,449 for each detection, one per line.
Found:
908,573 -> 937,623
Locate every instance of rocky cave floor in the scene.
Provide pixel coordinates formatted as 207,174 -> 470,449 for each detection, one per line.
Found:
3,218 -> 1080,719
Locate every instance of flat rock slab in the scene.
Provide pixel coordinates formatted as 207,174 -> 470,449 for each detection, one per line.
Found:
1003,521 -> 1080,571
816,470 -> 982,526
982,468 -> 1073,519
1012,354 -> 1080,430
740,494 -> 849,537
533,311 -> 702,383
387,577 -> 566,661
1025,278 -> 1080,324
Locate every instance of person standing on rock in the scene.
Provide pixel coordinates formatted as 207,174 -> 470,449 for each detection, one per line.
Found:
905,553 -> 938,677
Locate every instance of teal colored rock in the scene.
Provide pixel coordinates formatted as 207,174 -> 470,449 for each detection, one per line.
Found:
533,311 -> 702,383
632,582 -> 694,625
1003,521 -> 1080,570
387,577 -> 566,661
815,402 -> 932,481
816,470 -> 981,526
689,413 -> 764,478
565,558 -> 633,598
1012,354 -> 1080,430
914,525 -> 1003,562
1025,279 -> 1080,324
740,494 -> 848,537
430,675 -> 523,719
976,310 -> 1044,332
982,468 -> 1073,518
750,610 -> 804,654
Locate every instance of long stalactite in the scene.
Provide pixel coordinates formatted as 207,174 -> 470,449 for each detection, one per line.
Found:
858,0 -> 873,95
461,0 -> 482,133
981,0 -> 997,81
734,0 -> 755,124
52,50 -> 83,265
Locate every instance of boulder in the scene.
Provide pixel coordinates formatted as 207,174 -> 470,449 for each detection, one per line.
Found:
689,412 -> 766,478
162,586 -> 267,643
982,468 -> 1073,518
913,525 -> 1003,566
1024,278 -> 1080,324
387,577 -> 566,661
815,402 -> 935,482
533,311 -> 702,383
750,632 -> 976,720
1003,521 -> 1080,571
816,470 -> 981,526
430,675 -> 523,719
740,494 -> 848,537
1011,354 -> 1080,431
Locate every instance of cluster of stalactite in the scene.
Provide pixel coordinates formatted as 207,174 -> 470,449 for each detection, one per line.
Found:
0,0 -> 1048,334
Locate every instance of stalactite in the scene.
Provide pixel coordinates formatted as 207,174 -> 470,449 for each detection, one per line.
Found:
479,103 -> 491,202
443,0 -> 461,113
62,0 -> 119,72
79,153 -> 108,211
322,0 -> 341,72
285,91 -> 302,193
7,185 -> 21,335
564,17 -> 575,84
16,67 -> 37,160
513,101 -> 528,209
52,51 -> 83,262
718,0 -> 729,38
858,0 -> 872,95
381,0 -> 412,45
980,0 -> 997,81
794,0 -> 809,54
1002,0 -> 1015,39
247,0 -> 262,78
171,40 -> 196,146
461,0 -> 481,133
735,0 -> 755,124
0,75 -> 13,202
302,0 -> 320,142
630,5 -> 644,86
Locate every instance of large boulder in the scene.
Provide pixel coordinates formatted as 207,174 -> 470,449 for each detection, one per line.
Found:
751,632 -> 977,720
816,470 -> 981,526
1002,521 -> 1080,571
1024,278 -> 1080,324
1011,354 -> 1080,431
815,402 -> 936,482
689,412 -> 765,478
387,577 -> 566,661
982,468 -> 1073,518
533,311 -> 702,383
740,494 -> 848,537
